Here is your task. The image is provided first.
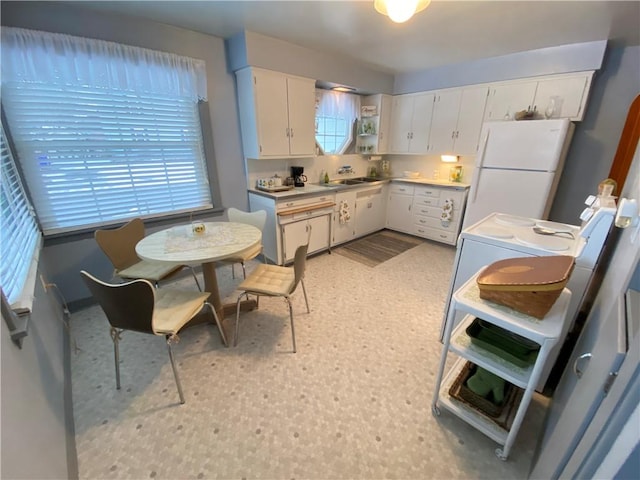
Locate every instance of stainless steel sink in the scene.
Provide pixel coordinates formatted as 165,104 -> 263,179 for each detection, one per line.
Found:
319,177 -> 386,187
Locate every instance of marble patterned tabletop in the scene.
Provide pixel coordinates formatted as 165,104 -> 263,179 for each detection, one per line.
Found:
136,222 -> 261,265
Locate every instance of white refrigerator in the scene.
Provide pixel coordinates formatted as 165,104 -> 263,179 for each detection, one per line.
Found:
462,119 -> 575,230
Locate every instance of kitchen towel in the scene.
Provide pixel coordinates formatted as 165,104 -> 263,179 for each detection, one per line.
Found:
339,200 -> 351,224
441,198 -> 454,226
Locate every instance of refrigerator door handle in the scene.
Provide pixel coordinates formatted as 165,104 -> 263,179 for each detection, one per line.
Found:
470,129 -> 491,203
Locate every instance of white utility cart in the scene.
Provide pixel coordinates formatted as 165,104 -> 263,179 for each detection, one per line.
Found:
432,268 -> 571,460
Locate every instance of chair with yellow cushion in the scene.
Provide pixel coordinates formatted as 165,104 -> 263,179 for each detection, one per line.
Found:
80,270 -> 227,404
95,218 -> 201,290
233,240 -> 310,352
221,208 -> 267,279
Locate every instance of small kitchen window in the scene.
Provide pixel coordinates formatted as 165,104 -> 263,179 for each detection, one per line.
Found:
315,89 -> 360,155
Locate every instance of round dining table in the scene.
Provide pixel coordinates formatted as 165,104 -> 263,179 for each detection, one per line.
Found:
136,221 -> 262,327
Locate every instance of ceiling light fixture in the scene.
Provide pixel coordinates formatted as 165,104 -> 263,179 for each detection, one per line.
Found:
332,86 -> 356,93
374,0 -> 431,23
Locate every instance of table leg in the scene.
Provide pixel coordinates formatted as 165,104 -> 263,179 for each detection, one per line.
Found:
200,261 -> 257,319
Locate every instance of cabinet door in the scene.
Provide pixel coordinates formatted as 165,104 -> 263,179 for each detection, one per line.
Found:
332,191 -> 357,246
532,73 -> 592,121
386,194 -> 413,233
377,94 -> 393,154
428,90 -> 462,154
282,220 -> 309,263
409,93 -> 435,154
484,81 -> 537,121
389,95 -> 414,153
286,76 -> 317,156
454,86 -> 489,155
308,215 -> 330,254
254,69 -> 290,156
355,192 -> 385,237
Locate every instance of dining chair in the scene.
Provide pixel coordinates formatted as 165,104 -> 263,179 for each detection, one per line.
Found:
233,240 -> 310,352
95,217 -> 201,290
222,208 -> 267,279
80,270 -> 228,405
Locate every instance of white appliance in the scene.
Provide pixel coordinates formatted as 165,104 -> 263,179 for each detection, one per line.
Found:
530,143 -> 640,479
441,201 -> 616,391
462,119 -> 575,230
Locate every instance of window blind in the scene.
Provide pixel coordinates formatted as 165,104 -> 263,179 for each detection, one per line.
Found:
2,83 -> 213,235
1,125 -> 41,304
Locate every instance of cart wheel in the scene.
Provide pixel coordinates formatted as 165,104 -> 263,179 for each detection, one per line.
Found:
432,405 -> 440,416
495,448 -> 507,461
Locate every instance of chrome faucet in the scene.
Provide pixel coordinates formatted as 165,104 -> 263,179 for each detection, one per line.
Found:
338,165 -> 355,175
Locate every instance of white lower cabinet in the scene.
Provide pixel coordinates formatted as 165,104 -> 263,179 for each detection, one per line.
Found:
332,190 -> 357,246
433,271 -> 572,460
282,214 -> 331,262
355,186 -> 387,237
386,183 -> 414,233
249,192 -> 334,265
386,181 -> 469,245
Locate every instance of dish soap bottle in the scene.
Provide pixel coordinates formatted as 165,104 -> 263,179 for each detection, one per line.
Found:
323,171 -> 330,184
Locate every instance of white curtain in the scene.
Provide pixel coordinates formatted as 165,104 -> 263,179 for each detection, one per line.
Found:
1,27 -> 207,101
316,89 -> 360,122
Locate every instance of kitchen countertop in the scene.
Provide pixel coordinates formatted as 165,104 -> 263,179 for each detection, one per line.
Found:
248,177 -> 469,200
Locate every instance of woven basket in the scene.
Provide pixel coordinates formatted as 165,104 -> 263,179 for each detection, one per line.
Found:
449,362 -> 523,429
477,256 -> 575,319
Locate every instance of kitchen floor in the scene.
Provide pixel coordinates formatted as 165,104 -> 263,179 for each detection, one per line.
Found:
69,233 -> 548,479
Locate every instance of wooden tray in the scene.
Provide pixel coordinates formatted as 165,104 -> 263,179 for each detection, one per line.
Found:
256,185 -> 294,192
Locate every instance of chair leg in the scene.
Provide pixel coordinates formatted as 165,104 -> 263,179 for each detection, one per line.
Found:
190,267 -> 202,291
234,294 -> 243,347
166,335 -> 185,404
110,327 -> 122,390
205,302 -> 227,347
285,297 -> 297,353
301,278 -> 310,313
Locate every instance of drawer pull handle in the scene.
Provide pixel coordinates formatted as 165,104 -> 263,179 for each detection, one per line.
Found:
573,353 -> 592,378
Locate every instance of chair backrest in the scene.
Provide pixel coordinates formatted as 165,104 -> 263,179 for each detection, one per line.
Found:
228,208 -> 267,232
80,270 -> 155,335
291,242 -> 309,294
94,218 -> 146,271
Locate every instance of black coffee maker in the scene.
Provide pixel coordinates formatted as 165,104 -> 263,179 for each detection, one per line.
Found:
291,166 -> 307,187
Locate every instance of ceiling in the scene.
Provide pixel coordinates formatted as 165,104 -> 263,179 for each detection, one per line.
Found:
70,0 -> 640,74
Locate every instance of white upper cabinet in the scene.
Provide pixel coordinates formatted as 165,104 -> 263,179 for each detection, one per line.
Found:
532,72 -> 594,121
356,94 -> 393,155
390,92 -> 435,154
484,71 -> 595,122
428,86 -> 489,155
484,80 -> 537,121
236,67 -> 316,158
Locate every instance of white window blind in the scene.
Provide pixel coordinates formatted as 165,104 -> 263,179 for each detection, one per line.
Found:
1,125 -> 41,304
1,27 -> 212,235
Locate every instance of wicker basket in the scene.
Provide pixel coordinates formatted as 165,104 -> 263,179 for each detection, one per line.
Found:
449,362 -> 523,429
477,256 -> 575,319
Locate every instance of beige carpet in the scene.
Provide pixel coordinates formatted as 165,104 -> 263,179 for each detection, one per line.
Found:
334,230 -> 423,267
69,236 -> 548,479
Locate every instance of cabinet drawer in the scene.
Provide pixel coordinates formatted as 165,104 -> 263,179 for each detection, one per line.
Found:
277,194 -> 334,211
414,191 -> 465,209
414,226 -> 456,243
414,214 -> 459,231
413,185 -> 441,198
413,204 -> 442,219
388,183 -> 414,195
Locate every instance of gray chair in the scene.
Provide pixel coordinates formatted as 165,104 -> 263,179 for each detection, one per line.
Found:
95,217 -> 201,290
80,270 -> 228,404
221,208 -> 267,279
233,241 -> 310,352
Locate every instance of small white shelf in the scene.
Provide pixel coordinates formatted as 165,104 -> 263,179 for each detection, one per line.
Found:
437,358 -> 512,445
433,268 -> 572,460
450,314 -> 536,389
